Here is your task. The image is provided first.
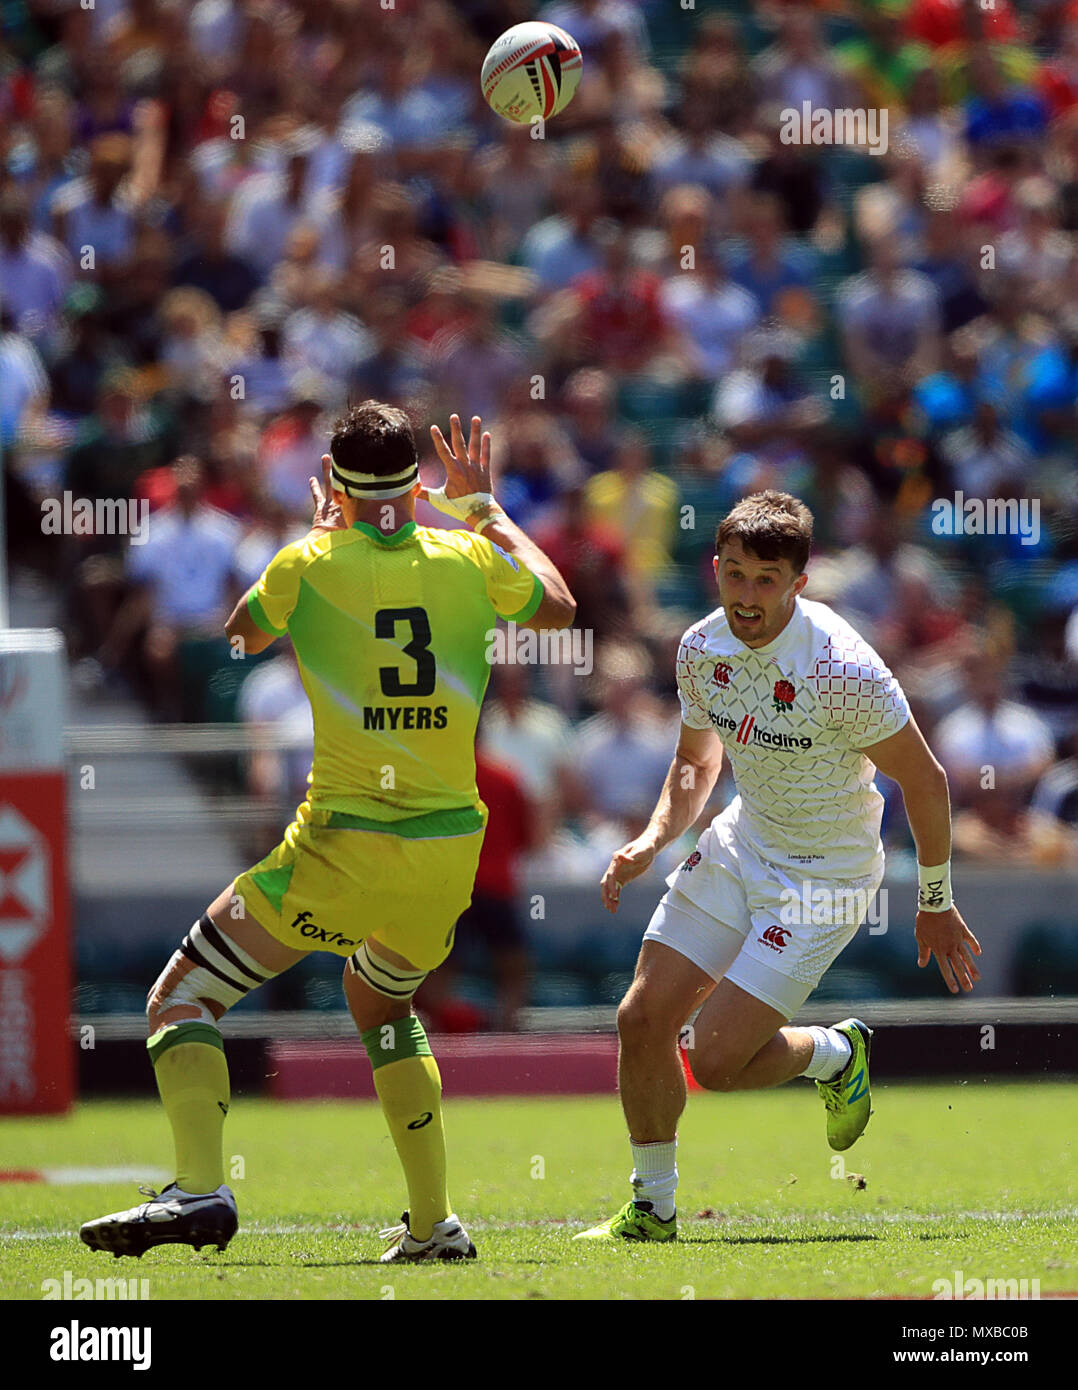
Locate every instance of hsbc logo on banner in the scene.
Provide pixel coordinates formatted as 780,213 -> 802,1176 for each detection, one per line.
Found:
0,805 -> 50,964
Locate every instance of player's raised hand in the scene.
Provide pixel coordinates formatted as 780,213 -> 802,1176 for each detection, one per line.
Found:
423,414 -> 493,503
309,454 -> 346,533
601,837 -> 659,914
915,906 -> 982,994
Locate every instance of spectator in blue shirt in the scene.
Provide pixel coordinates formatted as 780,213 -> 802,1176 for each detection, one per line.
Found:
912,325 -> 982,435
520,176 -> 609,293
964,50 -> 1049,150
728,192 -> 818,318
971,276 -> 1073,452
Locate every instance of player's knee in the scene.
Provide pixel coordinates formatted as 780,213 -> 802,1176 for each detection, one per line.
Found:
688,1050 -> 744,1093
146,991 -> 215,1033
146,950 -> 223,1029
616,990 -> 676,1046
147,914 -> 279,1034
341,969 -> 408,1032
344,943 -> 427,1030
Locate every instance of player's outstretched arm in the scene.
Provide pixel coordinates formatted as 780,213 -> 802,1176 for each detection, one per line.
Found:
600,723 -> 723,913
862,716 -> 982,994
424,413 -> 576,630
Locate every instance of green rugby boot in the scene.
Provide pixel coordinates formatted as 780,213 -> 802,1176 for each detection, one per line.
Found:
816,1018 -> 873,1152
573,1200 -> 677,1242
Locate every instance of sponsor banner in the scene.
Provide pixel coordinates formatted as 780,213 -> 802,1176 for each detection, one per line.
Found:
0,631 -> 73,1114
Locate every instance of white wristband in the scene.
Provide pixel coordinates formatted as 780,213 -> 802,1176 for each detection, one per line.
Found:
424,487 -> 498,526
917,861 -> 953,913
472,506 -> 505,534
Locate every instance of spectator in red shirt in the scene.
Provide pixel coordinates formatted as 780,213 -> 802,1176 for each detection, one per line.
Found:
404,266 -> 471,350
905,0 -> 1019,48
415,749 -> 536,1032
255,380 -> 330,519
1039,22 -> 1078,117
561,227 -> 670,374
534,485 -> 636,643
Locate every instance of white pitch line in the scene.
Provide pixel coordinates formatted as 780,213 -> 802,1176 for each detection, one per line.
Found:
0,1166 -> 170,1187
42,1167 -> 171,1187
3,1209 -> 1076,1243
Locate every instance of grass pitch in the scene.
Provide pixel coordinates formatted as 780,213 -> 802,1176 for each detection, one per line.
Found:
1,1082 -> 1074,1300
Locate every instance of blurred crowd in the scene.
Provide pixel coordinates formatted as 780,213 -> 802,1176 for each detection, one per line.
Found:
5,0 -> 1078,896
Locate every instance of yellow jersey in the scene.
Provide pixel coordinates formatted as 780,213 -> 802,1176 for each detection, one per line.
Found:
246,519 -> 543,829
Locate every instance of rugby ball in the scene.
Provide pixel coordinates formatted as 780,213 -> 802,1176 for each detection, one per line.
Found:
481,22 -> 583,124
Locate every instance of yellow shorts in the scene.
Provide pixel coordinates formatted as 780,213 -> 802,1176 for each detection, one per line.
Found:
233,801 -> 486,971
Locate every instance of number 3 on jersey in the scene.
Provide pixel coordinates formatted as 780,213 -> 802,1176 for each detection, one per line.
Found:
376,607 -> 436,697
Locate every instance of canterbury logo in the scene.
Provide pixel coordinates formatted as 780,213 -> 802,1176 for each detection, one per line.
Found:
407,1112 -> 433,1130
757,924 -> 791,951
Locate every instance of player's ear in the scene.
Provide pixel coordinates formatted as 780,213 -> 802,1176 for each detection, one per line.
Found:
793,570 -> 809,596
712,554 -> 721,585
321,455 -> 345,505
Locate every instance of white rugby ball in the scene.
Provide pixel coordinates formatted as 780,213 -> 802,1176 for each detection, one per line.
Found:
481,21 -> 583,124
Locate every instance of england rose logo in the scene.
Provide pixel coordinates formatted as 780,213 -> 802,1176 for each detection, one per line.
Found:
773,678 -> 796,713
682,850 -> 702,872
713,662 -> 732,687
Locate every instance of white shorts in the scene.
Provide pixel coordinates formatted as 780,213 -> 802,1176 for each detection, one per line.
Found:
643,815 -> 883,1020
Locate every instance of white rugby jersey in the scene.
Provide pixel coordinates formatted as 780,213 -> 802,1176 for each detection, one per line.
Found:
676,597 -> 910,878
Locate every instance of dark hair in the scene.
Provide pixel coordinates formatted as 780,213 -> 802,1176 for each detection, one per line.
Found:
715,491 -> 814,574
330,401 -> 416,479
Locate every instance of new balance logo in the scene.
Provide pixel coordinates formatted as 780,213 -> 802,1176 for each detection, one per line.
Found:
846,1068 -> 868,1103
757,925 -> 791,952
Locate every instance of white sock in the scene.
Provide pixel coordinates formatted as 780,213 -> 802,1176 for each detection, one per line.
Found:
802,1026 -> 852,1081
629,1139 -> 677,1221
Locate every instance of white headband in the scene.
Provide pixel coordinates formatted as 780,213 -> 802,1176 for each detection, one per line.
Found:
330,458 -> 419,500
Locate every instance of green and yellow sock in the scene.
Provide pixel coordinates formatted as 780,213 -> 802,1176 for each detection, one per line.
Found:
147,1021 -> 230,1196
362,1016 -> 449,1242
